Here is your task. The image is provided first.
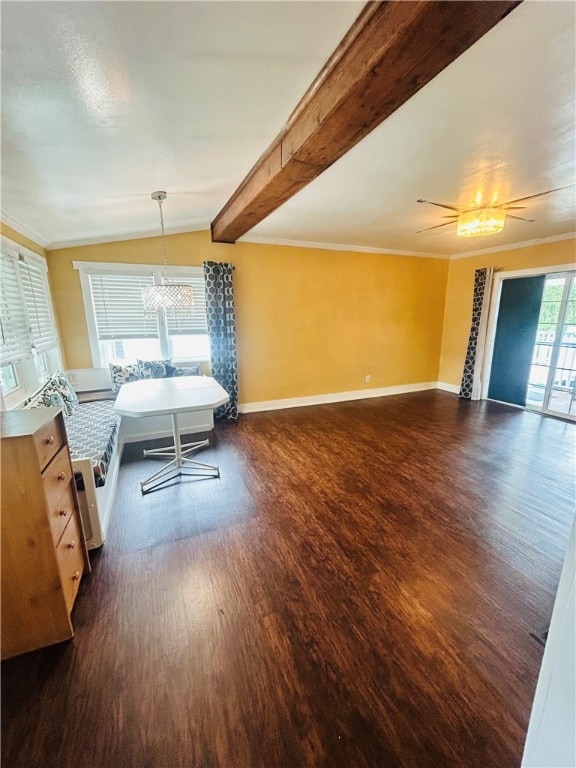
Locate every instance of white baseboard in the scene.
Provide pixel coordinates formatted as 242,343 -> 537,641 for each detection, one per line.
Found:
67,370 -> 461,412
238,381 -> 440,414
437,381 -> 460,394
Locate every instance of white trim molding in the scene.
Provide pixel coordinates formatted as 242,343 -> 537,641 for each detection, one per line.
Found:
437,381 -> 460,394
451,231 -> 576,260
49,222 -> 211,251
238,381 -> 441,414
72,260 -> 204,276
493,263 -> 576,280
66,376 -> 461,410
239,233 -> 447,259
0,212 -> 49,249
1,235 -> 47,267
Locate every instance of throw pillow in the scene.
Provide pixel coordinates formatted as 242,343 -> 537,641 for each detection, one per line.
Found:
109,363 -> 140,393
166,364 -> 200,377
25,387 -> 67,412
24,372 -> 78,416
52,371 -> 79,414
137,359 -> 171,380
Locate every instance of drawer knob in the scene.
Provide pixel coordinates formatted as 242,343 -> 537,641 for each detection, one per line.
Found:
72,571 -> 81,581
59,508 -> 68,517
45,435 -> 54,445
57,472 -> 66,481
67,540 -> 76,549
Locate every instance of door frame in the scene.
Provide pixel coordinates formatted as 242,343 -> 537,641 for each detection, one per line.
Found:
540,275 -> 574,415
480,263 -> 576,402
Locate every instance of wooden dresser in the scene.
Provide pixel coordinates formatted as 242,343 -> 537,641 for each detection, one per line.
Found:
1,407 -> 90,659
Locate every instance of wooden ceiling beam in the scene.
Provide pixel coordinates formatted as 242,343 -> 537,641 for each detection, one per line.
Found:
211,0 -> 522,244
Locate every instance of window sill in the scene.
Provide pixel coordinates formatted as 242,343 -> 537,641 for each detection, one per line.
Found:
2,387 -> 28,411
172,357 -> 211,365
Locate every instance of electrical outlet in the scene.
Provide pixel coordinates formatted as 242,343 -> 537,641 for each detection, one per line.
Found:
68,372 -> 78,386
365,374 -> 371,383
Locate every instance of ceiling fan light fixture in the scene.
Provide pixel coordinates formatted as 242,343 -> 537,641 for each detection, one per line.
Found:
142,191 -> 195,312
456,207 -> 506,237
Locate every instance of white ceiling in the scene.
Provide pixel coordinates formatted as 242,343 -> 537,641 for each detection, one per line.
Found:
1,1 -> 575,257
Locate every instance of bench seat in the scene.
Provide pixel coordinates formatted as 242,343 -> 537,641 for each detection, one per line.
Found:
64,401 -> 121,489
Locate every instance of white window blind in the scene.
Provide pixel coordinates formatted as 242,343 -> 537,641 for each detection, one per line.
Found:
0,251 -> 31,365
165,275 -> 208,336
19,257 -> 58,352
89,273 -> 159,340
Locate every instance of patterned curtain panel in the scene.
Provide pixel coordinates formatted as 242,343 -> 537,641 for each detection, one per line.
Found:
459,267 -> 494,400
203,261 -> 238,419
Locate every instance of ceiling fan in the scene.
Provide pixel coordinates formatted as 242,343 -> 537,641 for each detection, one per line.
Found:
416,185 -> 571,237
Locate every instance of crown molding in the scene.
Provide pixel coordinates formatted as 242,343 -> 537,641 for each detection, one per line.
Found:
5,207 -> 573,260
450,231 -> 576,260
47,221 -> 211,250
0,210 -> 50,248
239,233 -> 448,259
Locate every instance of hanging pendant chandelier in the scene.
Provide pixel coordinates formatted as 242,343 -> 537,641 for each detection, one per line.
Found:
142,191 -> 195,311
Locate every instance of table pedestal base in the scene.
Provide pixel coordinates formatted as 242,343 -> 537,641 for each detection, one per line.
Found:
140,413 -> 220,495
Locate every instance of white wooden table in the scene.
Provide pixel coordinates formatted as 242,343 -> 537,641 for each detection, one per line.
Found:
114,376 -> 229,494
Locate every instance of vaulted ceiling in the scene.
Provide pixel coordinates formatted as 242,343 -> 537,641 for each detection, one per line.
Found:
1,1 -> 575,256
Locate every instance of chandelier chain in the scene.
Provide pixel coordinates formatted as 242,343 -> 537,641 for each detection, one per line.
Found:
142,190 -> 195,312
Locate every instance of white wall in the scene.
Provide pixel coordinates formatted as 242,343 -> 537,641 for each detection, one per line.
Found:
522,517 -> 576,767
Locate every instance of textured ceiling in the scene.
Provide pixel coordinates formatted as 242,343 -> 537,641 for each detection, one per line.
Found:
1,1 -> 575,257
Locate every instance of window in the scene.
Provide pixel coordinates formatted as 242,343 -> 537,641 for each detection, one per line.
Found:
36,352 -> 49,379
89,271 -> 161,364
0,364 -> 19,394
164,273 -> 210,361
0,250 -> 30,365
19,256 -> 59,353
75,262 -> 210,367
0,237 -> 62,408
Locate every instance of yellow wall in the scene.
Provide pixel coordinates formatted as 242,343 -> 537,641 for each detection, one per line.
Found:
439,238 -> 576,386
46,230 -> 449,404
5,220 -> 574,404
0,223 -> 46,258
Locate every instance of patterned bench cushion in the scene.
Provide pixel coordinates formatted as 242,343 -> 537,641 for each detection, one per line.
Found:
64,401 -> 121,489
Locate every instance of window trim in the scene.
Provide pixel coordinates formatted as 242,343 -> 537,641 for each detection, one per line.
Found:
1,243 -> 32,365
0,363 -> 24,410
19,253 -> 60,353
0,363 -> 19,392
74,261 -> 209,368
1,236 -> 60,360
1,236 -> 63,409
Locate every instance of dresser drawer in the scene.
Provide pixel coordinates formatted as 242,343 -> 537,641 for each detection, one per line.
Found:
47,483 -> 76,547
33,415 -> 65,470
55,513 -> 84,614
1,409 -> 87,659
43,446 -> 74,512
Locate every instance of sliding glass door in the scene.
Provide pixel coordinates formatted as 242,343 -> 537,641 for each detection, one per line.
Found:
488,276 -> 545,407
526,272 -> 576,419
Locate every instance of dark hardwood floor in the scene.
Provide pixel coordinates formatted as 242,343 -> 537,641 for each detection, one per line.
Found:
2,391 -> 574,768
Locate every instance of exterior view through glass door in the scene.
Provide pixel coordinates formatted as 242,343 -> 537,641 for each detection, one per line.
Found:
527,272 -> 576,419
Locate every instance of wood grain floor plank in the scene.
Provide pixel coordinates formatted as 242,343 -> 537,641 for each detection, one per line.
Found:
2,391 -> 574,767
